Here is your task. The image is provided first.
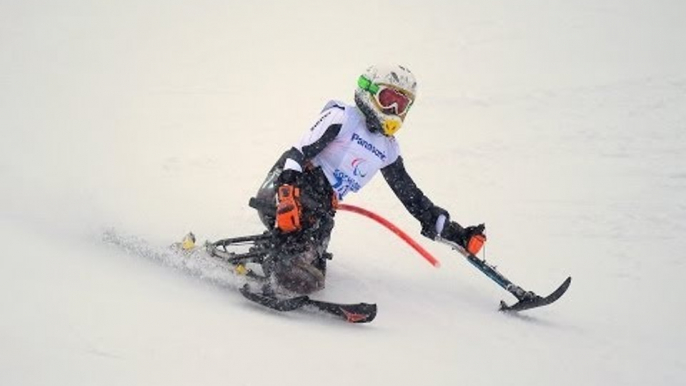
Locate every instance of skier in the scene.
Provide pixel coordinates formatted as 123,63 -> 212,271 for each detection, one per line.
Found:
253,64 -> 486,295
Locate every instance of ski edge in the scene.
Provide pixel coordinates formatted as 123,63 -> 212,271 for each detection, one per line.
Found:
239,284 -> 377,323
239,284 -> 309,311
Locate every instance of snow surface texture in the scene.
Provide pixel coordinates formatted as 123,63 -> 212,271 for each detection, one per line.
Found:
1,1 -> 685,385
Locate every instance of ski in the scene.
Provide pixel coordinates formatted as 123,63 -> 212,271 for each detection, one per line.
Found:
239,284 -> 377,323
499,276 -> 572,312
199,232 -> 378,323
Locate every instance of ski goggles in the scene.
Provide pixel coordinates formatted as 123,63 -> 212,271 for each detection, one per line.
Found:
358,75 -> 414,116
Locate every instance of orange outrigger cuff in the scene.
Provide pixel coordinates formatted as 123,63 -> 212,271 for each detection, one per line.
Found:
467,234 -> 486,255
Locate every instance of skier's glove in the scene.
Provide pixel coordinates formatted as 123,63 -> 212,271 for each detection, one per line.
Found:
276,184 -> 302,233
441,222 -> 487,255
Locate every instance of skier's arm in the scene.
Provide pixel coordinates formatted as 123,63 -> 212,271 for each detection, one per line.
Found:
381,156 -> 447,238
275,108 -> 344,233
381,157 -> 486,254
278,123 -> 341,185
278,107 -> 345,185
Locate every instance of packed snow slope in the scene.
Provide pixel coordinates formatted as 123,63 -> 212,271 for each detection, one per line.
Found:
1,1 -> 685,385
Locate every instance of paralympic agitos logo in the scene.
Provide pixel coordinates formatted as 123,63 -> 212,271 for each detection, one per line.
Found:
351,158 -> 368,177
332,158 -> 368,198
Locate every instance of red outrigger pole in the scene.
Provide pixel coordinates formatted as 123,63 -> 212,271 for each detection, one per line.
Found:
338,203 -> 441,267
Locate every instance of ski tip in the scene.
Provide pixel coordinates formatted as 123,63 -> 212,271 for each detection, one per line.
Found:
559,276 -> 572,292
181,232 -> 196,250
341,304 -> 377,323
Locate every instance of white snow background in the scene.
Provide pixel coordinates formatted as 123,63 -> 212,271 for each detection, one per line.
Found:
1,1 -> 685,385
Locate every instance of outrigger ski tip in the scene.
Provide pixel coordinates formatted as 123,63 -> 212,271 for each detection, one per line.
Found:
437,238 -> 572,313
499,276 -> 572,313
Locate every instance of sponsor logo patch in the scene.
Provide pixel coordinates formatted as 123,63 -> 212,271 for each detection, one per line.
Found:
351,133 -> 386,161
332,169 -> 361,199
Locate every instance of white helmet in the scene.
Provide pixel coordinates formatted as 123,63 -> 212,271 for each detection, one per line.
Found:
354,65 -> 417,137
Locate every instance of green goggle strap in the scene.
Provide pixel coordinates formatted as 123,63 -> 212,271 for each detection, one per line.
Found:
357,75 -> 380,94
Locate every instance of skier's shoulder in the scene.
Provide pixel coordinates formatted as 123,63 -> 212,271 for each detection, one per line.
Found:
307,100 -> 347,130
324,100 -> 373,131
320,100 -> 348,113
305,100 -> 346,136
311,99 -> 369,137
